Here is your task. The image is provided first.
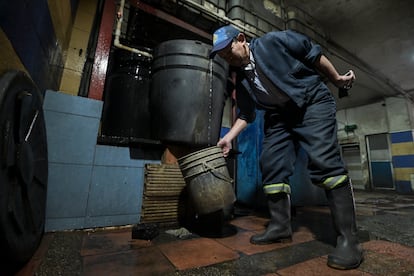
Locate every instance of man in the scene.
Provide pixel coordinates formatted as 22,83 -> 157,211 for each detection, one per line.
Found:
210,25 -> 363,270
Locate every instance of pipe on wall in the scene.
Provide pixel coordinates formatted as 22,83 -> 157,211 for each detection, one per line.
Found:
114,0 -> 153,58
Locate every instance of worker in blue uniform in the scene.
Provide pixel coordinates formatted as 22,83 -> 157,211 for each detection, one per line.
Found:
210,25 -> 363,270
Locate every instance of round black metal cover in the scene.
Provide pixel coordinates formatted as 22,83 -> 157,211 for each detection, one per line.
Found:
0,70 -> 48,273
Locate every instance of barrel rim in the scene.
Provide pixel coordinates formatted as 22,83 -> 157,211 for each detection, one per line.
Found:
177,146 -> 223,163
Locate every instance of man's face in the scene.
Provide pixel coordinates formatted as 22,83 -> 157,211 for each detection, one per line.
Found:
217,35 -> 249,67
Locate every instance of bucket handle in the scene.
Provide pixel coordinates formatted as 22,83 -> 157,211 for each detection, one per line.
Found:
202,161 -> 234,184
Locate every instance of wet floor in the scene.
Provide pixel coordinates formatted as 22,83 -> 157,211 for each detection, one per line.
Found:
15,190 -> 414,275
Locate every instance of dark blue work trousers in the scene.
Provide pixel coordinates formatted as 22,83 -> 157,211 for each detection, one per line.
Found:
260,85 -> 347,195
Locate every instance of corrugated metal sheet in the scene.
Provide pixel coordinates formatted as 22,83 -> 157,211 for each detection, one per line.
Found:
141,164 -> 187,225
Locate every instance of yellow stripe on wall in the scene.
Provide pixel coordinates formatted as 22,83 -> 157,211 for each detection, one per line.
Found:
394,167 -> 414,181
54,0 -> 98,95
391,142 -> 414,156
47,0 -> 73,53
0,27 -> 27,76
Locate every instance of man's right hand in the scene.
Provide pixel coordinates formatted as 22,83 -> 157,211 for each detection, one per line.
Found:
217,138 -> 232,157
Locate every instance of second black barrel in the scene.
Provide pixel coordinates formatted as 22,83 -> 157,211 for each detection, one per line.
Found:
150,39 -> 228,146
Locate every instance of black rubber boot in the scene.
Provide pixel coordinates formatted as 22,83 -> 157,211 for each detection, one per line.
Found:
325,182 -> 363,270
250,193 -> 292,244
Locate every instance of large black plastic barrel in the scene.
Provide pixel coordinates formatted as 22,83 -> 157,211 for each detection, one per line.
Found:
150,39 -> 228,146
101,47 -> 152,141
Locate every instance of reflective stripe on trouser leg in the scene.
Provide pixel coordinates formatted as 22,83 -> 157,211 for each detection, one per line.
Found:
293,89 -> 348,183
317,175 -> 349,190
263,183 -> 291,195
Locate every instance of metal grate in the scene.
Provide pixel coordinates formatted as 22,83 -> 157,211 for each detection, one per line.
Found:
141,164 -> 187,225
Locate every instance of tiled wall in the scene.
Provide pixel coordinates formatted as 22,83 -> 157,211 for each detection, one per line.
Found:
43,90 -> 160,231
390,130 -> 414,194
59,0 -> 98,95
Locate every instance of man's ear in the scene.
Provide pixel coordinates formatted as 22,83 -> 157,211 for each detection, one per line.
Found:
236,33 -> 246,43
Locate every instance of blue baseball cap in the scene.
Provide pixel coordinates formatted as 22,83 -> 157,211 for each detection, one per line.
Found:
210,25 -> 240,58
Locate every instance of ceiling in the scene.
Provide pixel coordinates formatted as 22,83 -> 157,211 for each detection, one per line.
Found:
284,0 -> 414,109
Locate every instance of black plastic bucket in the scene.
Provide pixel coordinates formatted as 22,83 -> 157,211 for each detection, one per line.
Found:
150,39 -> 228,146
178,146 -> 236,214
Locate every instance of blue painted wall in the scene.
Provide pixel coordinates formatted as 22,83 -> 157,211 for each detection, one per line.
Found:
390,131 -> 414,194
0,0 -> 79,92
43,91 -> 160,231
236,110 -> 265,207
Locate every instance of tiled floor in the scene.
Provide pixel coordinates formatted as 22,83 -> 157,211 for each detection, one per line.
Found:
15,190 -> 414,275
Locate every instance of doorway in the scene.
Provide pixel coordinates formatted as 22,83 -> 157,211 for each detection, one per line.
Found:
341,143 -> 364,189
366,133 -> 395,190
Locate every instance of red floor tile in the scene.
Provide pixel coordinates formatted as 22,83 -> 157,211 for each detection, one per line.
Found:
215,228 -> 314,256
360,240 -> 414,274
276,256 -> 373,276
81,229 -> 151,257
359,250 -> 414,275
230,215 -> 268,231
83,246 -> 175,276
290,229 -> 315,243
157,237 -> 239,270
363,240 -> 414,262
215,231 -> 288,256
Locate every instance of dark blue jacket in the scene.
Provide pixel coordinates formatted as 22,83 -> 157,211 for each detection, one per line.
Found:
236,30 -> 325,123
